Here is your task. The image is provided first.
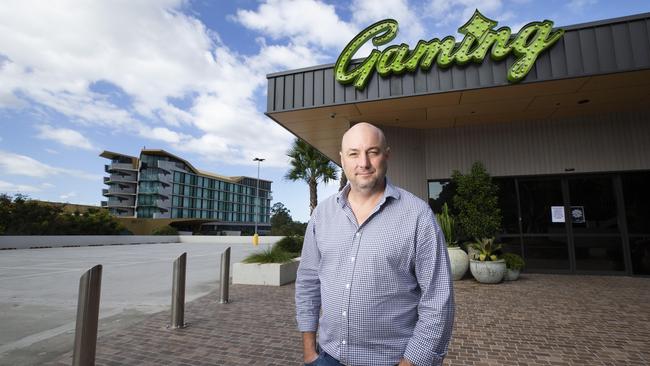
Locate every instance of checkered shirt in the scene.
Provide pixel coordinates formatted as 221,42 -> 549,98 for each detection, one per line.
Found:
295,180 -> 455,366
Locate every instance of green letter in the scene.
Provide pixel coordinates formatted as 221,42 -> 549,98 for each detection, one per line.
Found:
508,20 -> 564,82
403,39 -> 442,71
335,19 -> 398,90
376,44 -> 410,76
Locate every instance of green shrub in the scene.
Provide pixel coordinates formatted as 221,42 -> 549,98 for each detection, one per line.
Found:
242,245 -> 296,264
451,161 -> 501,240
274,235 -> 304,254
152,225 -> 179,235
503,253 -> 525,270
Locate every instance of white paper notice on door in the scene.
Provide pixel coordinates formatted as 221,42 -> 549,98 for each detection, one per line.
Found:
551,206 -> 565,223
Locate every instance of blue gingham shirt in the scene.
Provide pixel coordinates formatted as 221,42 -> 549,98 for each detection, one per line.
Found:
295,180 -> 455,366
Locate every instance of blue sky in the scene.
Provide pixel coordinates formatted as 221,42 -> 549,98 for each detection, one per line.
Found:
1,0 -> 649,222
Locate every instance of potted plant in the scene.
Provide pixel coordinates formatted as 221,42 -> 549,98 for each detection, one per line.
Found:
502,253 -> 525,281
233,237 -> 302,286
436,203 -> 468,281
468,238 -> 506,283
451,161 -> 501,241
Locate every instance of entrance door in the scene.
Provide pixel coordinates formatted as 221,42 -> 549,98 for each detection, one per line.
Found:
567,176 -> 626,273
518,178 -> 571,272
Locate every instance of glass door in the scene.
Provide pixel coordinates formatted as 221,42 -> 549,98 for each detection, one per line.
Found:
518,178 -> 570,272
567,176 -> 626,273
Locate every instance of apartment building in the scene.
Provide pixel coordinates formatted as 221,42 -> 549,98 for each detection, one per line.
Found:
101,149 -> 272,233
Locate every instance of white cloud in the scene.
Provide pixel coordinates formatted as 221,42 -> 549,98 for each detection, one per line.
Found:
59,191 -> 77,201
0,0 -> 217,126
350,0 -> 426,43
234,0 -> 358,50
0,150 -> 100,180
0,180 -> 41,193
426,0 -> 505,28
36,125 -> 95,150
0,0 -> 318,167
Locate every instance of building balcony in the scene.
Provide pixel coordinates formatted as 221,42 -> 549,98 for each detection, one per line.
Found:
104,174 -> 137,184
103,186 -> 136,196
106,198 -> 135,208
105,162 -> 137,173
101,201 -> 107,207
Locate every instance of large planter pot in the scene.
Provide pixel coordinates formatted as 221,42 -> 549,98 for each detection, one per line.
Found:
469,259 -> 506,284
447,247 -> 469,281
233,258 -> 300,286
504,268 -> 521,281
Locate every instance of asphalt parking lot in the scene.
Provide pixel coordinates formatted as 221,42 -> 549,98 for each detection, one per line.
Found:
0,241 -> 267,365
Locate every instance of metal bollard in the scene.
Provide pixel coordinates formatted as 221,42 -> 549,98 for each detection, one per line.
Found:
72,264 -> 102,366
171,252 -> 187,329
219,247 -> 231,304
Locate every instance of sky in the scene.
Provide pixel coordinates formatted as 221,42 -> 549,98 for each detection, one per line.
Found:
1,0 -> 649,223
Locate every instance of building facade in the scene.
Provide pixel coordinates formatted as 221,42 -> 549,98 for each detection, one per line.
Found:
266,12 -> 650,276
101,149 -> 271,233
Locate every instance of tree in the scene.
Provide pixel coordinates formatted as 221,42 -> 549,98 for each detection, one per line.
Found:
451,161 -> 502,240
0,194 -> 125,235
285,138 -> 338,215
270,202 -> 307,236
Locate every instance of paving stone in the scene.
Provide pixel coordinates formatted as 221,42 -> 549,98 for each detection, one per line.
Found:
45,274 -> 650,365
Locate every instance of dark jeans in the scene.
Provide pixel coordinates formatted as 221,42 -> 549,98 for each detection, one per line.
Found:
304,351 -> 344,366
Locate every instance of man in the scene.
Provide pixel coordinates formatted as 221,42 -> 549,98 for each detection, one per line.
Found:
295,122 -> 455,366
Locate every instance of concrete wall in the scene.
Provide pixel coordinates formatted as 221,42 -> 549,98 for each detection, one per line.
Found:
0,235 -> 285,250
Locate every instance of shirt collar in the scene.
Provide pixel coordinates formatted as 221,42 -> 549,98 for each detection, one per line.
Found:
336,177 -> 401,208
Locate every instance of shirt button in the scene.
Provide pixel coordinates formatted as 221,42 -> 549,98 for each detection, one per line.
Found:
350,257 -> 355,262
355,232 -> 360,237
342,340 -> 346,345
346,283 -> 350,289
342,311 -> 347,317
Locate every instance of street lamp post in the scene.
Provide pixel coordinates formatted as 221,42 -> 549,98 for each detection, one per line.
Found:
253,157 -> 265,245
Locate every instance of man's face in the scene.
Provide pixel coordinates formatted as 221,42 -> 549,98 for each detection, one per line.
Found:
340,125 -> 389,194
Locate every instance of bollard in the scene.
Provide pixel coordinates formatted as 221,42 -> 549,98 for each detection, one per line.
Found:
171,252 -> 187,329
219,247 -> 231,304
72,264 -> 102,366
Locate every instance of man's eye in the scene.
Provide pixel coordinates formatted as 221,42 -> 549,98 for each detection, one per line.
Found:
348,153 -> 358,157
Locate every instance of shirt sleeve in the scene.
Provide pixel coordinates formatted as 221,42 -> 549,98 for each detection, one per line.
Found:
403,207 -> 455,366
295,215 -> 322,332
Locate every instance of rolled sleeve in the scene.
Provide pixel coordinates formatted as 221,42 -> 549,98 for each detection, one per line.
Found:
403,209 -> 455,366
295,217 -> 322,332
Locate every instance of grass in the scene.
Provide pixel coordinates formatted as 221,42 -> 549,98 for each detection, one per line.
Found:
242,245 -> 297,264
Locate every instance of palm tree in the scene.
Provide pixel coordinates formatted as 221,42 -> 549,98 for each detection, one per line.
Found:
285,138 -> 338,215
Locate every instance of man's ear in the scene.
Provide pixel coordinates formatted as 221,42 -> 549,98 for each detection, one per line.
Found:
385,146 -> 391,160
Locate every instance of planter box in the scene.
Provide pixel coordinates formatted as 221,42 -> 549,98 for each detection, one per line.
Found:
232,258 -> 300,286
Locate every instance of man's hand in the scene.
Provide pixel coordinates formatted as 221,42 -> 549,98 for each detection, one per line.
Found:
398,358 -> 415,366
302,332 -> 319,363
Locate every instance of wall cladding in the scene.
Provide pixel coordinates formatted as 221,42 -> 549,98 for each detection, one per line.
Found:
422,111 -> 650,180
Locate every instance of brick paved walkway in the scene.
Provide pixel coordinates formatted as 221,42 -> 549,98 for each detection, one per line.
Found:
47,274 -> 650,365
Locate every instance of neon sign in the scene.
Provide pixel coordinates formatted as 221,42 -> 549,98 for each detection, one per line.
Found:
335,10 -> 564,90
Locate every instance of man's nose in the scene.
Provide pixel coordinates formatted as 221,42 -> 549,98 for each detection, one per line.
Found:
358,152 -> 370,167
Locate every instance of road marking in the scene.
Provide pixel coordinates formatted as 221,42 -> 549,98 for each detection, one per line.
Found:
0,308 -> 123,355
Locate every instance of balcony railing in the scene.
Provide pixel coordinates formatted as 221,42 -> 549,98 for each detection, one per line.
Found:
105,162 -> 137,173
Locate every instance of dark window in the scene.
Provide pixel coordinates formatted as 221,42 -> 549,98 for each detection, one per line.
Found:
622,172 -> 650,234
495,178 -> 518,234
519,179 -> 564,234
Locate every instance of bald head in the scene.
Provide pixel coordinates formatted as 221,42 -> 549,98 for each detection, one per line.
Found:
341,123 -> 388,153
340,122 -> 390,196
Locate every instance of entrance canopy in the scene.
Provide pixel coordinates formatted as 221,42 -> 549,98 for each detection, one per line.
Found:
266,13 -> 650,165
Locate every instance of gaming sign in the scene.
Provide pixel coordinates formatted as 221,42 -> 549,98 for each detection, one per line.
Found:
335,10 -> 565,90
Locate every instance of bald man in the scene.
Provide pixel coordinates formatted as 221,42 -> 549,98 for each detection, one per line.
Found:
295,123 -> 455,366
